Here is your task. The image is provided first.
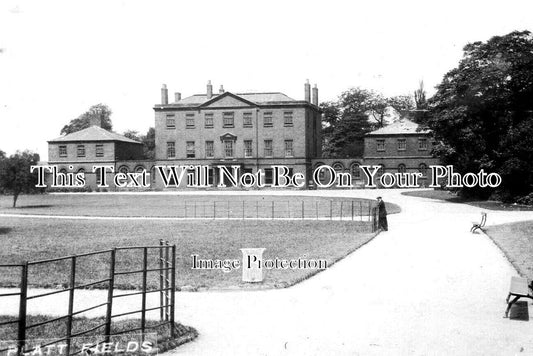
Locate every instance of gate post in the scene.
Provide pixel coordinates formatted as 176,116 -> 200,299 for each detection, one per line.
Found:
104,249 -> 116,342
170,245 -> 177,338
17,262 -> 28,355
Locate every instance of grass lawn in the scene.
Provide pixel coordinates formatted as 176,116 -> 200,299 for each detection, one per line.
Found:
402,189 -> 533,211
0,315 -> 197,355
0,193 -> 400,218
0,216 -> 376,290
485,221 -> 533,280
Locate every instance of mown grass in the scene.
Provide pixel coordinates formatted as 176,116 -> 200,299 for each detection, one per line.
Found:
0,217 -> 377,290
0,194 -> 401,218
485,221 -> 533,280
402,190 -> 533,211
0,315 -> 196,355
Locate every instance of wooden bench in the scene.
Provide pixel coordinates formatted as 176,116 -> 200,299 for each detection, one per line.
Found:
505,276 -> 533,318
470,212 -> 487,233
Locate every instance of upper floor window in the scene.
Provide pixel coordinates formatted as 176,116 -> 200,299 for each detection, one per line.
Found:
166,115 -> 176,129
77,145 -> 85,157
397,139 -> 407,151
283,111 -> 293,127
204,113 -> 214,128
205,141 -> 214,158
243,112 -> 253,128
418,138 -> 428,151
224,140 -> 234,158
186,114 -> 195,128
376,139 -> 385,152
244,140 -> 253,158
263,112 -> 273,127
186,141 -> 195,158
264,140 -> 273,157
223,112 -> 234,128
95,144 -> 104,158
284,140 -> 293,157
59,145 -> 67,157
351,163 -> 361,179
167,141 -> 175,158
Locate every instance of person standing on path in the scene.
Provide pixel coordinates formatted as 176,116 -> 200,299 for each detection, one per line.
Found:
377,196 -> 388,231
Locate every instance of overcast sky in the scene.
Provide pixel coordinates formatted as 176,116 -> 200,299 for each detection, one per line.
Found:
1,0 -> 532,159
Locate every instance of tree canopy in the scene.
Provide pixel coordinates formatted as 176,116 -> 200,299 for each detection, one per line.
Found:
123,127 -> 155,160
320,88 -> 415,158
60,104 -> 113,135
0,150 -> 41,207
423,30 -> 533,201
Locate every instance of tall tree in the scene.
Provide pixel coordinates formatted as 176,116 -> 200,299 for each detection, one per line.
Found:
123,128 -> 155,159
424,30 -> 533,201
60,104 -> 113,135
0,150 -> 41,207
414,80 -> 427,110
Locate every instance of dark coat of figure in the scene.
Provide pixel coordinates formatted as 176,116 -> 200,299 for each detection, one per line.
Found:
377,197 -> 388,231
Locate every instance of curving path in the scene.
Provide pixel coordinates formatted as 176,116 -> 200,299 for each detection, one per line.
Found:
2,189 -> 533,355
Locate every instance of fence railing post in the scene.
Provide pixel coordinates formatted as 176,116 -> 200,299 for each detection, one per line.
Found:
316,201 -> 318,220
170,244 -> 177,338
301,201 -> 304,220
330,200 -> 332,220
159,240 -> 164,321
65,256 -> 77,356
242,201 -> 245,220
271,201 -> 274,220
165,242 -> 170,321
340,201 -> 344,221
141,247 -> 148,341
104,249 -> 116,343
213,201 -> 216,219
17,262 -> 28,355
227,201 -> 230,219
351,201 -> 354,221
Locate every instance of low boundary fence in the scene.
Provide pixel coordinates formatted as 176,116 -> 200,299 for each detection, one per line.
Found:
0,240 -> 176,355
175,199 -> 377,221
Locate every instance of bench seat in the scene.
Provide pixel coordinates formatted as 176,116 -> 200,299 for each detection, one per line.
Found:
505,276 -> 533,318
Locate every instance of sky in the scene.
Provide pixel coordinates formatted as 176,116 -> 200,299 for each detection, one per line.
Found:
1,0 -> 532,159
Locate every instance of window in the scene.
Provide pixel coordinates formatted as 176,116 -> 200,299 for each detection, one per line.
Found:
205,141 -> 214,158
204,113 -> 214,128
284,140 -> 293,157
397,139 -> 406,151
223,112 -> 234,128
59,145 -> 67,157
398,164 -> 406,173
263,112 -> 273,127
186,114 -> 195,128
351,163 -> 361,179
166,115 -> 176,129
95,144 -> 104,157
283,111 -> 293,126
376,139 -> 385,151
167,142 -> 175,158
77,145 -> 85,157
243,112 -> 253,127
224,140 -> 234,158
264,168 -> 273,185
186,141 -> 195,158
264,140 -> 273,157
244,140 -> 253,158
418,138 -> 428,151
419,163 -> 428,177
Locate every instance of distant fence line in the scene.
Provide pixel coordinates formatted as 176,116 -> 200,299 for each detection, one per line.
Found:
0,240 -> 176,356
176,199 -> 377,221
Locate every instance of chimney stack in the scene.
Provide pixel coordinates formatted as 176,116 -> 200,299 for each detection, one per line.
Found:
312,84 -> 318,105
304,79 -> 311,102
207,80 -> 213,99
174,92 -> 181,102
161,84 -> 168,105
89,115 -> 101,127
219,85 -> 225,94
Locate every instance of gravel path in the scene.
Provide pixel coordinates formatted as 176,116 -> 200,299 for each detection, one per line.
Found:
2,189 -> 533,355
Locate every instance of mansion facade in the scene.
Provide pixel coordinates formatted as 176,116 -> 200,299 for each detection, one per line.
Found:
46,81 -> 438,190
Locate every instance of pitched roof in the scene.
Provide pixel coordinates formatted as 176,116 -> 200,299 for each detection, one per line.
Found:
171,92 -> 296,106
48,125 -> 142,144
367,118 -> 431,135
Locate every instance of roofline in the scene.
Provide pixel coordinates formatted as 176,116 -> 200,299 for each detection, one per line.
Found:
154,101 -> 322,112
47,139 -> 143,145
